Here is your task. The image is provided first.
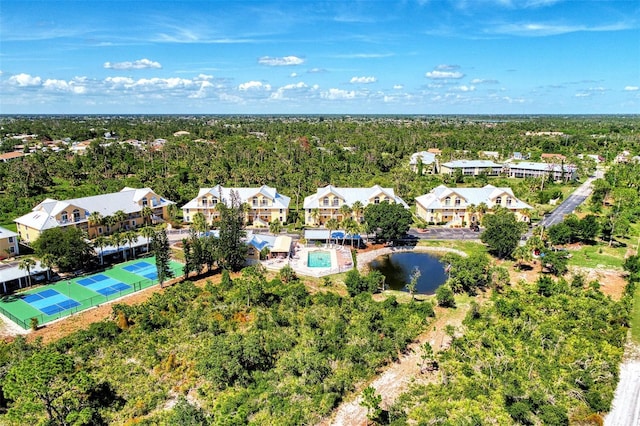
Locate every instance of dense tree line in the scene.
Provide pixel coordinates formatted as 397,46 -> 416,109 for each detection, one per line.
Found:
0,115 -> 638,226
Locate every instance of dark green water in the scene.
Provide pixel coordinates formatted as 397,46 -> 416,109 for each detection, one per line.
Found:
369,252 -> 448,294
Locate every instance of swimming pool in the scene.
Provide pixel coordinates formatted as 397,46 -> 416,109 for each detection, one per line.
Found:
308,250 -> 332,268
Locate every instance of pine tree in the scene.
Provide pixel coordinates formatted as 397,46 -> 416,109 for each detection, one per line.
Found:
217,190 -> 247,271
152,229 -> 173,288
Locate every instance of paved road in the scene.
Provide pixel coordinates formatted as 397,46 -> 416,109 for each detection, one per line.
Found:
537,176 -> 596,228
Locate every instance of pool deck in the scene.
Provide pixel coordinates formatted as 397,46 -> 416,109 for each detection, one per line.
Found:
264,244 -> 354,277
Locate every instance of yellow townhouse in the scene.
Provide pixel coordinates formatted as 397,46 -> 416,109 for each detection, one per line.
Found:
14,187 -> 175,244
181,185 -> 290,227
303,185 -> 409,226
0,226 -> 19,259
415,184 -> 532,227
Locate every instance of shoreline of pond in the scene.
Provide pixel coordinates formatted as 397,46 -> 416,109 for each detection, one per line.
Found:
357,245 -> 468,273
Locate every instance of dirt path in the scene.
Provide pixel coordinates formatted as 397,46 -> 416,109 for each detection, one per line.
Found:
319,303 -> 470,426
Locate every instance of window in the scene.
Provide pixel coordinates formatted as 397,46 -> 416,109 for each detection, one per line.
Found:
444,197 -> 451,206
152,197 -> 158,206
253,198 -> 258,206
332,199 -> 339,206
506,198 -> 512,206
98,227 -> 103,234
211,199 -> 217,205
73,209 -> 81,222
496,197 -> 502,205
61,211 -> 68,222
323,197 -> 329,206
279,209 -> 283,213
455,199 -> 461,206
142,198 -> 148,207
8,237 -> 13,243
374,196 -> 380,204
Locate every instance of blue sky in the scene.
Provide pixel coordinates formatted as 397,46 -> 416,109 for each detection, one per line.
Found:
1,0 -> 638,114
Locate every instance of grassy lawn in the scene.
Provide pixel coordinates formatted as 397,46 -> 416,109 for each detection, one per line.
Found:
567,243 -> 626,270
416,239 -> 487,257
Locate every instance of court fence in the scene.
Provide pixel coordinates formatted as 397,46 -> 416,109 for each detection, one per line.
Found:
0,277 -> 157,330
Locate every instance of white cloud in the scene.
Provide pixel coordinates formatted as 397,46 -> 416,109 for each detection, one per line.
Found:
426,70 -> 465,79
492,21 -> 632,37
258,56 -> 304,66
104,58 -> 162,70
42,78 -> 87,94
290,72 -> 298,78
471,78 -> 499,84
321,88 -> 356,100
8,73 -> 42,87
435,64 -> 460,71
350,76 -> 377,84
307,68 -> 327,74
624,86 -> 639,91
238,81 -> 271,91
270,82 -> 309,100
393,85 -> 403,89
455,85 -> 476,92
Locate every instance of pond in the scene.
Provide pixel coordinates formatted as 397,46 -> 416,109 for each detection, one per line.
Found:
368,251 -> 448,294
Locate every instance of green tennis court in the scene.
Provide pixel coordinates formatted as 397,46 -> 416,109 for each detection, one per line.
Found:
0,257 -> 183,329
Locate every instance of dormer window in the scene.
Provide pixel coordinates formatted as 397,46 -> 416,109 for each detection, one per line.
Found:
142,198 -> 148,207
61,211 -> 68,222
506,198 -> 512,206
252,197 -> 258,206
72,209 -> 81,222
332,198 -> 339,207
496,197 -> 502,205
455,199 -> 461,207
323,197 -> 329,206
374,196 -> 380,204
445,197 -> 451,206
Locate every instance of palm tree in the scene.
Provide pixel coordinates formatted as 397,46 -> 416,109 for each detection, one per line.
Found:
140,226 -> 156,254
466,204 -> 477,227
311,208 -> 320,226
87,211 -> 103,236
123,230 -> 139,259
40,253 -> 55,281
109,232 -> 125,261
339,204 -> 352,222
512,245 -> 532,270
192,212 -> 207,234
343,217 -> 360,247
325,218 -> 340,247
93,236 -> 109,265
141,206 -> 154,226
113,210 -> 128,232
103,215 -> 116,234
18,257 -> 36,288
269,219 -> 283,235
352,201 -> 364,223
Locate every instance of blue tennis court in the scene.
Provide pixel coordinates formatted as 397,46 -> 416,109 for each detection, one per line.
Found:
22,289 -> 81,316
122,261 -> 158,280
77,274 -> 132,296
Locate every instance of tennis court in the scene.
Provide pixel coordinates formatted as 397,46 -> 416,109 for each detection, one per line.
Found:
0,257 -> 183,329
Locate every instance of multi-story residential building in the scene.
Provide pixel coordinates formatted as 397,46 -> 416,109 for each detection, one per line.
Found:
0,226 -> 19,259
439,160 -> 502,177
409,151 -> 437,174
504,161 -> 577,181
15,187 -> 174,244
303,185 -> 409,226
181,185 -> 290,227
415,184 -> 532,227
